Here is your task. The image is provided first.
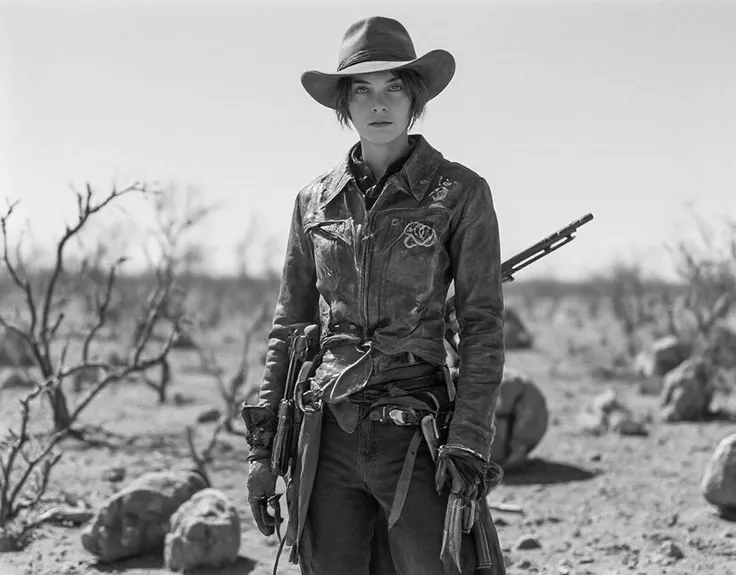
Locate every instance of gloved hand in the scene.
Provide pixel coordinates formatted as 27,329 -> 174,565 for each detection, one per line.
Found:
247,458 -> 280,536
435,444 -> 504,572
435,444 -> 503,501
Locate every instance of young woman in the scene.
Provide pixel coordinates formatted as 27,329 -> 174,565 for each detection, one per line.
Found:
244,16 -> 506,575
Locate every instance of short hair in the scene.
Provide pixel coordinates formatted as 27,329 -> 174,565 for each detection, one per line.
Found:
334,68 -> 429,129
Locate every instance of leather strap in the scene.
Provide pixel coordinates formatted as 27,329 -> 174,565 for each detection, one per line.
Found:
387,429 -> 422,530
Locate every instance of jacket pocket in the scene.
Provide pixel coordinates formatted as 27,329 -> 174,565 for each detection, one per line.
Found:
304,219 -> 355,289
375,208 -> 451,319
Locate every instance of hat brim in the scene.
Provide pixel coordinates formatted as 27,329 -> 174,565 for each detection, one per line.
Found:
301,49 -> 456,110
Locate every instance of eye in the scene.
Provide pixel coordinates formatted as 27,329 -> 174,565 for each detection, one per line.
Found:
353,86 -> 369,95
387,83 -> 403,92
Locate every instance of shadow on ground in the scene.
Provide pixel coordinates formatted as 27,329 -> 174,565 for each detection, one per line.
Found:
91,555 -> 258,574
501,457 -> 599,486
91,554 -> 164,572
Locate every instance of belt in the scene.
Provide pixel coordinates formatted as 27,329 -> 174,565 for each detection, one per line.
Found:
366,405 -> 452,427
367,405 -> 427,426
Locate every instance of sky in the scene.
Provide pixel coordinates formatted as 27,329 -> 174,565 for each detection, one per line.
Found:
1,0 -> 735,280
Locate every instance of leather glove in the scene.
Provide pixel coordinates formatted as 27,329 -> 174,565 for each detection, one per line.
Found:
435,444 -> 503,501
247,458 -> 280,536
435,444 -> 504,572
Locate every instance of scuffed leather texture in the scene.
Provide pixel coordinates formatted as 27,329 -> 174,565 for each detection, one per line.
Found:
259,135 -> 505,460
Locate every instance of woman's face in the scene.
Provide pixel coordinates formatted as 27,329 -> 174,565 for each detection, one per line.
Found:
347,71 -> 412,146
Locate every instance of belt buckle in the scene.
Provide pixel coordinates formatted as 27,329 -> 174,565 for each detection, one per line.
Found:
388,408 -> 409,426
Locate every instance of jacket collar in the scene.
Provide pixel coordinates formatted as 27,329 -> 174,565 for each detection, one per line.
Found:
318,134 -> 443,208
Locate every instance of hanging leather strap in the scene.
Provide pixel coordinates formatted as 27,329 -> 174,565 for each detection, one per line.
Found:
387,429 -> 422,530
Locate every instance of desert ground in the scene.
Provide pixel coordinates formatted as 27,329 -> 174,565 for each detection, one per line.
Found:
1,282 -> 735,575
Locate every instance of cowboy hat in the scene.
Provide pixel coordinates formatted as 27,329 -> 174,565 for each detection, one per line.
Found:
301,16 -> 456,109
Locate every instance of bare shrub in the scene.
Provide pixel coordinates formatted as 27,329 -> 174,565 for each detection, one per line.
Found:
0,183 -> 191,541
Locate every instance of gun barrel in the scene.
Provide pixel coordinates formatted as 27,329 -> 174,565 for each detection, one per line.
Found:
501,213 -> 594,281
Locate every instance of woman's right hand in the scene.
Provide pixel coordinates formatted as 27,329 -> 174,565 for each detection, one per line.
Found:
247,459 -> 280,536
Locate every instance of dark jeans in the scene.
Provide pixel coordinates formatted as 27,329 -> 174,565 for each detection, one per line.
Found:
299,405 -> 477,575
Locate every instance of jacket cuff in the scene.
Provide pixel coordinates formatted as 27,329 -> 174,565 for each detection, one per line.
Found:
446,420 -> 497,462
248,447 -> 272,463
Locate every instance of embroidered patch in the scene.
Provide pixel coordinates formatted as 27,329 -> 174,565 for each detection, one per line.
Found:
403,221 -> 437,249
429,176 -> 456,203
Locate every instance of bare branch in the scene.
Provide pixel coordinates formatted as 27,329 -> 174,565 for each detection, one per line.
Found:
39,182 -> 153,355
81,258 -> 125,363
0,200 -> 38,334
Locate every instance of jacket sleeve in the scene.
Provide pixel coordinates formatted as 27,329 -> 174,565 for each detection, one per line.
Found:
258,192 -> 320,412
446,176 -> 505,461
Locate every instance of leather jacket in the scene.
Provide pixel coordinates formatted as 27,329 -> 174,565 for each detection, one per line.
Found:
258,134 -> 505,460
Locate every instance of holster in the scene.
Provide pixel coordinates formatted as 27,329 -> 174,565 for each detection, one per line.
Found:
286,380 -> 324,564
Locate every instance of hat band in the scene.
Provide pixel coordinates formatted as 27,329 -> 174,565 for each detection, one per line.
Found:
338,48 -> 416,71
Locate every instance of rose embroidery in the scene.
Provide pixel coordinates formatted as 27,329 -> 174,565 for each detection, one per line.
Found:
403,221 -> 437,249
429,176 -> 456,202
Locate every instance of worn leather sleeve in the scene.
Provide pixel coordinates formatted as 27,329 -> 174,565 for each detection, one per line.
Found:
446,177 -> 505,461
258,193 -> 320,411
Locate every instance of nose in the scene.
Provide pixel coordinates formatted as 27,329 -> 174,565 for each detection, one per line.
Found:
371,94 -> 388,113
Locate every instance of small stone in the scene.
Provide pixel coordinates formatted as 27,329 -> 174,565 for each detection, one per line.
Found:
666,512 -> 679,526
721,529 -> 734,538
196,408 -> 221,424
494,516 -> 509,526
102,466 -> 126,482
516,535 -> 542,550
660,541 -> 684,559
579,556 -> 595,564
516,559 -> 534,569
590,452 -> 602,462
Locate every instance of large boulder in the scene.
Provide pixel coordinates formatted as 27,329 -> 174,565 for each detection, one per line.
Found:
635,335 -> 691,378
491,368 -> 548,467
81,470 -> 208,562
164,488 -> 241,572
1,371 -> 35,390
660,357 -> 714,422
701,433 -> 736,514
0,330 -> 34,368
707,323 -> 736,369
504,308 -> 533,350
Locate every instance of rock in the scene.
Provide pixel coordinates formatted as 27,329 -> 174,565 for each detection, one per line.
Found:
172,332 -> 197,350
515,535 -> 542,550
701,433 -> 736,513
0,330 -> 35,368
164,488 -> 241,572
504,308 -> 533,349
652,336 -> 691,375
636,336 -> 691,378
102,466 -> 126,483
660,358 -> 714,422
1,371 -> 35,389
81,469 -> 208,562
707,323 -> 736,369
73,366 -> 103,391
638,377 -> 664,396
660,541 -> 684,559
491,368 -> 548,466
576,410 -> 608,436
37,506 -> 94,526
515,559 -> 534,569
106,351 -> 126,367
608,411 -> 648,436
196,408 -> 221,424
592,389 -> 626,415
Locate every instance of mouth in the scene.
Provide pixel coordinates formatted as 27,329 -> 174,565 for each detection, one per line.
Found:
369,121 -> 392,127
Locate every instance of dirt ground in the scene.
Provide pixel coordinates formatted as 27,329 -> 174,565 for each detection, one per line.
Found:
1,303 -> 735,575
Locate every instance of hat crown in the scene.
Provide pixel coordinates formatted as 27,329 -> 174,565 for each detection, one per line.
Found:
337,17 -> 417,72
